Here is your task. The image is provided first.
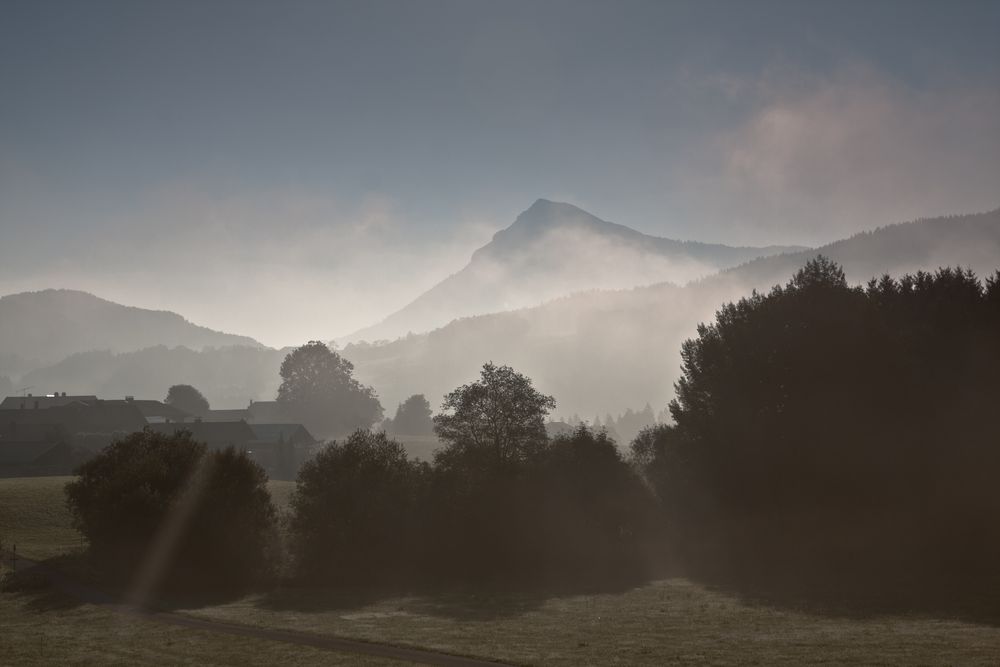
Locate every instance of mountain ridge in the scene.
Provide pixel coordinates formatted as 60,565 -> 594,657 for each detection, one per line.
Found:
6,207 -> 996,416
341,207 -> 1000,416
345,199 -> 806,343
0,288 -> 264,377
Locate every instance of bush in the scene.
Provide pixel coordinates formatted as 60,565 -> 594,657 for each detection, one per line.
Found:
532,426 -> 656,578
65,429 -> 277,590
289,430 -> 426,583
422,425 -> 657,583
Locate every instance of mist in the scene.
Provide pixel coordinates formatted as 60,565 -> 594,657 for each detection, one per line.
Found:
2,3 -> 1000,663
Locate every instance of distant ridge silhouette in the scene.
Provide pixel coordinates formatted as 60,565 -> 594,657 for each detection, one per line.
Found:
0,289 -> 263,374
344,199 -> 805,342
342,207 -> 1000,416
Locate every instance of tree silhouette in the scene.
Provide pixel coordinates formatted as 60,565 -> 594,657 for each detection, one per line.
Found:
389,394 -> 434,435
276,341 -> 383,438
65,429 -> 277,589
433,362 -> 555,468
636,257 -> 1000,588
289,429 -> 425,583
164,383 -> 210,416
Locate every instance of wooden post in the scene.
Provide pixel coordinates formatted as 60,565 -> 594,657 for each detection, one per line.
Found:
11,543 -> 16,573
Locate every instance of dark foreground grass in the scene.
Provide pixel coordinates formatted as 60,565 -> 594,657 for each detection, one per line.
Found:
0,477 -> 296,560
0,476 -> 81,560
4,475 -> 1000,665
183,579 -> 1000,666
0,589 -> 403,666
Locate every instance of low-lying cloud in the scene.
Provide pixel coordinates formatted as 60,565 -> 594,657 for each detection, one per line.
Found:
0,185 -> 495,346
687,68 -> 1000,245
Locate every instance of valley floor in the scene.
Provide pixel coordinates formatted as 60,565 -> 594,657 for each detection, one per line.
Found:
3,477 -> 1000,665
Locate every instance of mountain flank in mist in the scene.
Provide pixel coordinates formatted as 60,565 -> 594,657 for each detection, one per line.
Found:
342,208 -> 1000,417
344,199 -> 806,342
7,208 -> 996,417
0,289 -> 264,376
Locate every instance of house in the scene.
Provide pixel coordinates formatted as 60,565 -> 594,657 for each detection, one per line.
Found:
103,398 -> 193,423
248,422 -> 317,480
0,394 -> 98,410
1,401 -> 147,441
201,409 -> 251,422
202,400 -> 290,424
2,394 -> 193,424
147,420 -> 312,479
0,440 -> 88,478
0,392 -> 316,479
247,400 -> 289,423
248,423 -> 315,447
0,399 -> 148,476
146,421 -> 257,451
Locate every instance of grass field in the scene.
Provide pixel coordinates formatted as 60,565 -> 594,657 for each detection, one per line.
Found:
0,477 -> 404,664
3,475 -> 1000,665
0,476 -> 81,561
0,477 -> 296,562
184,580 -> 1000,665
0,591 -> 400,666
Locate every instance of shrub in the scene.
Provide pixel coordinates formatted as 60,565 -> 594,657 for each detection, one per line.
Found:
65,429 -> 277,590
289,430 -> 426,583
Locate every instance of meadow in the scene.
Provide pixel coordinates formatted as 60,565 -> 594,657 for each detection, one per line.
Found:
3,476 -> 1000,665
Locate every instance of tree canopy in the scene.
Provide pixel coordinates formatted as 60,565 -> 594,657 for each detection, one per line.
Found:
164,383 -> 210,416
635,257 -> 1000,588
433,362 -> 555,469
387,394 -> 434,435
276,341 -> 383,438
289,429 -> 425,583
65,429 -> 277,590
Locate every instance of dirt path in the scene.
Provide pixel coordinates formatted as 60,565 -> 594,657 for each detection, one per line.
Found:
3,552 -> 513,667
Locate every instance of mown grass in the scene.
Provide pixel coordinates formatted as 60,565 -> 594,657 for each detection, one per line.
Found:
0,476 -> 81,561
0,589 -> 401,666
4,475 -> 1000,665
184,580 -> 1000,666
0,477 -> 297,563
0,477 -> 405,664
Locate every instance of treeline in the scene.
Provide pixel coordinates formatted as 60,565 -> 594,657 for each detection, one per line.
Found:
67,365 -> 655,590
633,258 -> 1000,589
557,405 -> 662,445
64,258 -> 1000,596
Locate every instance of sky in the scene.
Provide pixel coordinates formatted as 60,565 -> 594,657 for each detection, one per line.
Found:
1,0 -> 998,346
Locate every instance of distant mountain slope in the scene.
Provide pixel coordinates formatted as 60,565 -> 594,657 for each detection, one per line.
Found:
707,208 -> 1000,294
13,208 -> 996,421
342,208 -> 1000,419
0,289 -> 263,376
345,199 -> 805,342
19,345 -> 287,409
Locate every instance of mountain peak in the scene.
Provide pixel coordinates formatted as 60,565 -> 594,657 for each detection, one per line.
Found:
522,198 -> 586,217
476,199 -> 621,262
0,288 -> 264,372
515,199 -> 600,228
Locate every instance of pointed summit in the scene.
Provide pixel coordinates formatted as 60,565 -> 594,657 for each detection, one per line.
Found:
511,199 -> 603,229
342,199 -> 806,343
519,198 -> 588,221
477,199 -> 634,262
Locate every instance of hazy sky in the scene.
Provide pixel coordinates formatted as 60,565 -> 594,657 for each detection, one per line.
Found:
2,0 -> 998,346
